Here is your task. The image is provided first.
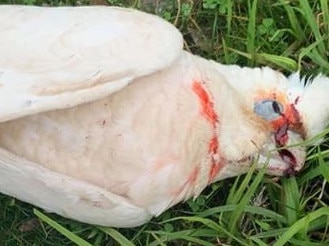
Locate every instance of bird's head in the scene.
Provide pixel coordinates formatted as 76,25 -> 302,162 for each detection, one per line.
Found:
252,71 -> 329,143
215,63 -> 329,176
252,69 -> 329,176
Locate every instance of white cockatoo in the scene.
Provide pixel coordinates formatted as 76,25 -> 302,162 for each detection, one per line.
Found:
0,5 -> 328,228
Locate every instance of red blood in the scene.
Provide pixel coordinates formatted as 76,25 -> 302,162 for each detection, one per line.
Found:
208,162 -> 222,182
208,137 -> 218,154
172,167 -> 199,196
275,122 -> 288,146
192,81 -> 223,182
192,82 -> 218,128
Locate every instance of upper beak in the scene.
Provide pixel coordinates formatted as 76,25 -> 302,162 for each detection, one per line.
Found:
271,103 -> 306,146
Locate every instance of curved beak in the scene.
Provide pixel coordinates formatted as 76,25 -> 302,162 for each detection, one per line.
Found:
261,104 -> 307,176
270,103 -> 306,144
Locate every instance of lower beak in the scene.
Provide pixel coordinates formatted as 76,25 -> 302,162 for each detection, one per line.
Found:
257,131 -> 306,176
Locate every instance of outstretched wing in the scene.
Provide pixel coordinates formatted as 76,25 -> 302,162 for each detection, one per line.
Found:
0,6 -> 183,122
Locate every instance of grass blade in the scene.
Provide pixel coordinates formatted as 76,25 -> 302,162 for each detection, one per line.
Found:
255,53 -> 297,71
34,209 -> 92,246
320,0 -> 329,48
273,207 -> 329,246
281,177 -> 300,226
278,0 -> 304,39
228,166 -> 266,233
299,0 -> 325,53
246,0 -> 258,65
177,216 -> 250,246
198,204 -> 287,224
98,227 -> 135,246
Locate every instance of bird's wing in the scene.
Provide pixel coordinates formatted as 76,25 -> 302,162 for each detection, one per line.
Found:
0,6 -> 183,122
0,146 -> 152,227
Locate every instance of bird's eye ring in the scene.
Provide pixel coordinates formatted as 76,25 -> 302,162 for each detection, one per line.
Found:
253,99 -> 284,121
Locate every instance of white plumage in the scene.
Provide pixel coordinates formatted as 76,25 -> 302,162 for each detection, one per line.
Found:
0,5 -> 328,227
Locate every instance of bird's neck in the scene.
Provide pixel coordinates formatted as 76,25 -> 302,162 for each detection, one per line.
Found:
193,56 -> 269,163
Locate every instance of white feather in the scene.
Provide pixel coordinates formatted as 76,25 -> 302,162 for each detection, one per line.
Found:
289,74 -> 329,138
0,147 -> 152,227
0,5 -> 183,122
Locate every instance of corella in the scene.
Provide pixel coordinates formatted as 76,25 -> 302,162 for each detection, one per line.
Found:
0,5 -> 328,228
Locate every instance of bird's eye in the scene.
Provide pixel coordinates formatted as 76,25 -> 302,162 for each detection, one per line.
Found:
253,99 -> 283,121
272,101 -> 282,114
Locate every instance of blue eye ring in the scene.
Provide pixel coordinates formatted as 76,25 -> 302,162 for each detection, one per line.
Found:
253,99 -> 283,121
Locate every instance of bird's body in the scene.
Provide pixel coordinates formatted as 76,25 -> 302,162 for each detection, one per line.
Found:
0,51 -> 271,218
0,52 -> 218,213
0,5 -> 328,227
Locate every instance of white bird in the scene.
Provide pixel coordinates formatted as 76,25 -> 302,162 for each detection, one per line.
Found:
0,5 -> 328,228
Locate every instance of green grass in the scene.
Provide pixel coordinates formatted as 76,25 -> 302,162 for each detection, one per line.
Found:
1,0 -> 329,245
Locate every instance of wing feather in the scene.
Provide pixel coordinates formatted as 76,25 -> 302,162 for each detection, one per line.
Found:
0,147 -> 151,227
0,6 -> 183,122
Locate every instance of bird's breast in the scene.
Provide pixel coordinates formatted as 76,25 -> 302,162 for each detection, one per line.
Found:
0,58 -> 222,211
